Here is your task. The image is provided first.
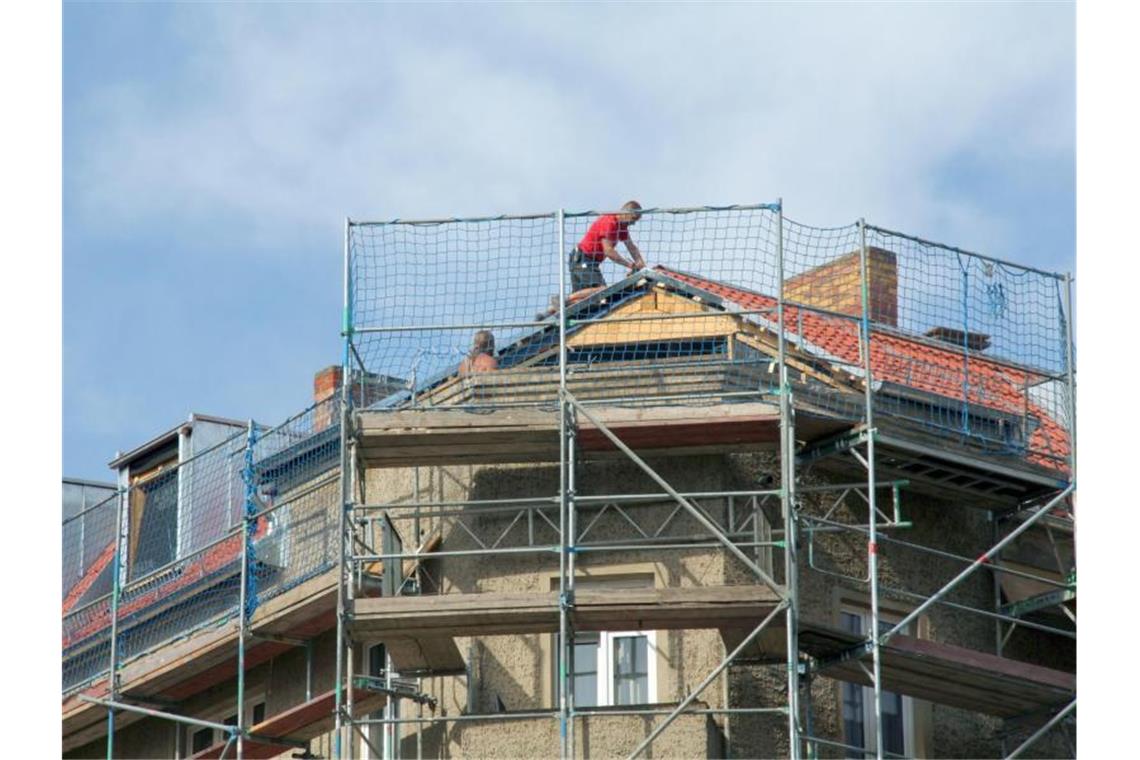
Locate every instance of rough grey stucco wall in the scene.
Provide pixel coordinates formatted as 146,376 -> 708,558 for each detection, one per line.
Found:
353,452 -> 1073,759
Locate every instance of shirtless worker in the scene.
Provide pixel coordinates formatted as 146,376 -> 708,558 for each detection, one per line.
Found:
458,330 -> 499,374
568,200 -> 646,300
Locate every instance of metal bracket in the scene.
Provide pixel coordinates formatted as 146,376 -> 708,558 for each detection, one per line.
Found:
796,428 -> 872,466
249,632 -> 311,648
805,641 -> 873,676
354,675 -> 438,709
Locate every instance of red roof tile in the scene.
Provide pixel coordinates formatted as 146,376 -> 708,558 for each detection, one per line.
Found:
62,540 -> 116,616
658,266 -> 1070,475
63,519 -> 268,649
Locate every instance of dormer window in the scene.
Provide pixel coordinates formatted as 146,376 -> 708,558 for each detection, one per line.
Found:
110,415 -> 246,584
127,444 -> 179,579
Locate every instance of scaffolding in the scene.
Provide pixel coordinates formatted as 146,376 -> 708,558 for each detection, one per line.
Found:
334,202 -> 1075,759
61,200 -> 1076,760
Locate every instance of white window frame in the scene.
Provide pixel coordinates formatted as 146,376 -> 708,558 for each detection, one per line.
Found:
363,642 -> 398,760
559,629 -> 658,708
839,608 -> 914,758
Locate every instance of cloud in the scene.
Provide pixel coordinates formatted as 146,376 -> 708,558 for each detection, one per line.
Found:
63,2 -> 1074,477
67,3 -> 1073,247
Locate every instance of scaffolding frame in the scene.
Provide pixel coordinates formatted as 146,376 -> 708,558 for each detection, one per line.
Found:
332,202 -> 1076,760
61,200 -> 1075,760
65,400 -> 353,760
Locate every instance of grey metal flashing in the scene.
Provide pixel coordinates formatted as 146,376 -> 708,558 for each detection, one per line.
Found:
108,413 -> 245,469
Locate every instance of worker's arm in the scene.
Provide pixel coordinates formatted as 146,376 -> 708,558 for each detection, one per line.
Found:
601,238 -> 636,270
625,239 -> 645,270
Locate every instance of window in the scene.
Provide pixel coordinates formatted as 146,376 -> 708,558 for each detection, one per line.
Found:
840,610 -> 913,758
181,697 -> 265,757
120,421 -> 249,584
363,643 -> 397,760
128,454 -> 179,580
556,630 -> 658,707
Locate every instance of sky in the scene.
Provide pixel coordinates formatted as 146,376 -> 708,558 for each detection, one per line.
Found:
62,2 -> 1076,482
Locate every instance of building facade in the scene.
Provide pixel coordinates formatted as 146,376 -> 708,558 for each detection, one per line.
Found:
63,204 -> 1075,759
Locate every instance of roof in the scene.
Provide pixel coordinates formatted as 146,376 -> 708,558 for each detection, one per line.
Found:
108,414 -> 246,470
363,262 -> 1068,476
656,266 -> 1070,473
364,265 -> 1069,474
65,422 -> 340,642
367,273 -> 675,408
63,526 -> 264,650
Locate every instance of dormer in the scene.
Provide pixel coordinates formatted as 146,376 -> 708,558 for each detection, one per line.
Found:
109,414 -> 245,581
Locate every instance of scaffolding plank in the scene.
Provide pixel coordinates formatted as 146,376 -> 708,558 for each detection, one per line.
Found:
189,685 -> 387,759
385,635 -> 467,676
424,365 -> 751,407
358,403 -> 846,468
349,585 -> 782,639
63,572 -> 339,753
796,623 -> 1074,718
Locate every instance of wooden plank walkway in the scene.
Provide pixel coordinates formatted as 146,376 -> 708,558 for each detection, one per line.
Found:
357,402 -> 848,468
796,623 -> 1075,719
189,685 -> 387,759
350,585 -> 783,639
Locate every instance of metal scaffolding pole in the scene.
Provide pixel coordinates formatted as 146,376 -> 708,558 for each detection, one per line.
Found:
346,436 -> 359,759
236,420 -> 257,760
858,219 -> 885,760
626,601 -> 789,760
1005,700 -> 1076,760
81,695 -> 238,734
776,198 -> 802,760
556,208 -> 572,760
567,400 -> 579,760
105,488 -> 125,760
335,218 -> 352,759
566,393 -> 786,597
1064,273 -> 1077,486
564,207 -> 581,760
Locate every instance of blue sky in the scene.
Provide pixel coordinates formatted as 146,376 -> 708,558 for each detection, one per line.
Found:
62,2 -> 1075,481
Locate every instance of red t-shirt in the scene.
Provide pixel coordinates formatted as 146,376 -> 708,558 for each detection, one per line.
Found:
577,214 -> 631,261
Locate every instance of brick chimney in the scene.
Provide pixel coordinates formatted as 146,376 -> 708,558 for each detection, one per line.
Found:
313,365 -> 406,431
314,365 -> 343,405
313,365 -> 343,431
784,247 -> 898,326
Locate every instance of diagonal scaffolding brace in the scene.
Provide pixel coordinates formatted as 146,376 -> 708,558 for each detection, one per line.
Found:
626,600 -> 790,760
564,391 -> 788,600
1005,700 -> 1076,760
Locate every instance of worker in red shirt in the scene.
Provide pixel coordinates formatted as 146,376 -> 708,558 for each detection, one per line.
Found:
568,200 -> 646,297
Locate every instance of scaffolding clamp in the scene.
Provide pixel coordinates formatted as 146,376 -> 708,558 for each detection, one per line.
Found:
353,675 -> 437,709
796,428 -> 871,466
